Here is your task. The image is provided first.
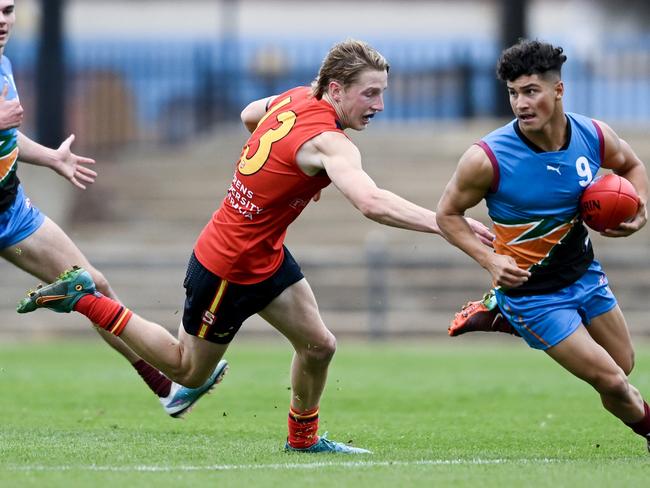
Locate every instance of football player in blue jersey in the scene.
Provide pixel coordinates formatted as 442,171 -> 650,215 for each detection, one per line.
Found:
437,39 -> 650,452
0,0 -> 225,417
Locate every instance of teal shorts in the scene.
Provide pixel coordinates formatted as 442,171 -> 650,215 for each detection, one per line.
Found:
0,185 -> 45,249
495,260 -> 617,350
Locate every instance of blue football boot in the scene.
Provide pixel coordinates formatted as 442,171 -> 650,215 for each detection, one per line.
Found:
160,359 -> 229,418
285,432 -> 371,454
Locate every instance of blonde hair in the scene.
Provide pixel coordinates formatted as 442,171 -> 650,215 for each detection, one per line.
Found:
311,39 -> 389,99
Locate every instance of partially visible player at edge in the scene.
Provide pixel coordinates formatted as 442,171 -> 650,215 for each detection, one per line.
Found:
0,0 -> 225,418
436,39 -> 650,451
18,38 -> 493,453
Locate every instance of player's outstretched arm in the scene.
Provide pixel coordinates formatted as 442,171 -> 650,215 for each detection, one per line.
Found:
463,217 -> 494,247
314,131 -> 439,234
17,132 -> 97,190
308,131 -> 493,245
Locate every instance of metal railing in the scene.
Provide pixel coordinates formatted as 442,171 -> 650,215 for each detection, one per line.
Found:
6,37 -> 650,156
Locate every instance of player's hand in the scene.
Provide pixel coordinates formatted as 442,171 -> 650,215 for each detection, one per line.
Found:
465,217 -> 495,247
312,190 -> 322,202
52,134 -> 97,190
601,199 -> 647,238
0,83 -> 24,130
486,253 -> 530,289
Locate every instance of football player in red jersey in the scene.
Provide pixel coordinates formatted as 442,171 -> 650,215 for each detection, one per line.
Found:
20,39 -> 493,453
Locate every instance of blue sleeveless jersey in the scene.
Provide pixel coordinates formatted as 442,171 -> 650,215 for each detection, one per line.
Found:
0,55 -> 20,212
480,113 -> 603,296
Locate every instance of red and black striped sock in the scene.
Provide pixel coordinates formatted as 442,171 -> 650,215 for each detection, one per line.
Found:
287,405 -> 319,449
74,294 -> 133,336
625,400 -> 650,438
133,360 -> 172,397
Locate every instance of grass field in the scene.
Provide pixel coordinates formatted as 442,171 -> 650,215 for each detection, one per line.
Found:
1,338 -> 650,487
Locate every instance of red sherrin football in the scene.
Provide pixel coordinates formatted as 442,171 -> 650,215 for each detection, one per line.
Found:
580,174 -> 639,232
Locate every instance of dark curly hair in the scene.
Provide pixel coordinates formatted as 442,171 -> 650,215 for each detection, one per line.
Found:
496,39 -> 567,82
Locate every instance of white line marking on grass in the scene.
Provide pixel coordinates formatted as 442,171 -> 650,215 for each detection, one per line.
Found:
8,458 -> 560,472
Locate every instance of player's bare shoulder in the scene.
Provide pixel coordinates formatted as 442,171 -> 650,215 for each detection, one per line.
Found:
455,143 -> 495,192
460,143 -> 492,168
296,131 -> 358,176
591,118 -> 615,136
592,118 -> 623,153
592,118 -> 636,172
311,131 -> 356,154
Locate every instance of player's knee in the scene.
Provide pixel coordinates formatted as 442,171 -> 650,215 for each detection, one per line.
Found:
301,332 -> 337,364
320,332 -> 337,361
594,370 -> 630,397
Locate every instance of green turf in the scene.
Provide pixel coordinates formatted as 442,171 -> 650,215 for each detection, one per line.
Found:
1,338 -> 650,487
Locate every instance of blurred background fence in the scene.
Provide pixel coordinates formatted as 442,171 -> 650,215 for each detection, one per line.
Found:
2,0 -> 650,341
8,36 -> 650,155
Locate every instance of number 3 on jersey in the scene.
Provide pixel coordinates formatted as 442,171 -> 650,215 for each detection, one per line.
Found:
238,96 -> 296,175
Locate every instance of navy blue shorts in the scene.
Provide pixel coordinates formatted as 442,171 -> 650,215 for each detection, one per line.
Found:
0,185 -> 45,249
182,246 -> 304,344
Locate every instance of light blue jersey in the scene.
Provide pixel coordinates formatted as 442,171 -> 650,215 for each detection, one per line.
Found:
0,55 -> 45,248
479,113 -> 603,296
0,54 -> 21,208
478,114 -> 618,349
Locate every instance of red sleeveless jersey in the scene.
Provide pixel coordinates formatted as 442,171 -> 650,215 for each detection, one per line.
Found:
194,86 -> 341,284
